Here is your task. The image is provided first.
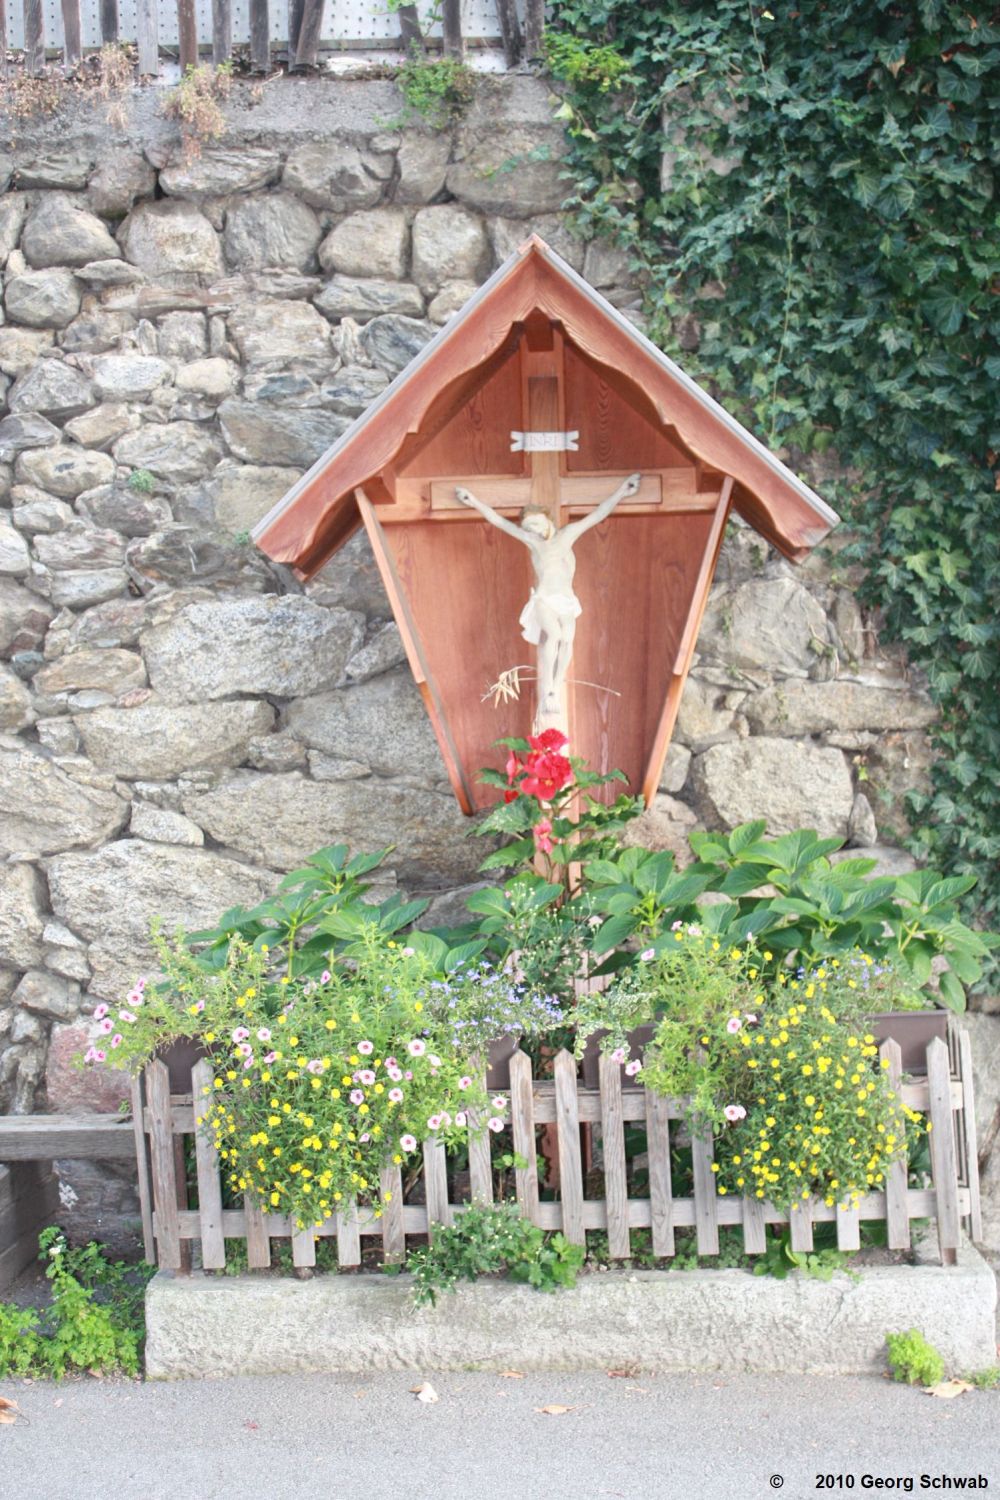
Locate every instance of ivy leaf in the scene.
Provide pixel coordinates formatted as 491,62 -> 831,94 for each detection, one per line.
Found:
921,292 -> 965,335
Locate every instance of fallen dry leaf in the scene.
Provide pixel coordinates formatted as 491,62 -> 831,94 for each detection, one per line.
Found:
925,1379 -> 973,1399
499,1370 -> 525,1380
0,1397 -> 20,1425
534,1404 -> 576,1416
411,1382 -> 439,1404
607,1366 -> 638,1379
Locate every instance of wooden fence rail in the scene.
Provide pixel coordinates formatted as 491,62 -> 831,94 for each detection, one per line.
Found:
135,1031 -> 982,1275
1,0 -> 537,75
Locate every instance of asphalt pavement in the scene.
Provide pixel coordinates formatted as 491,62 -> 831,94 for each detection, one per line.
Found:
2,1369 -> 998,1500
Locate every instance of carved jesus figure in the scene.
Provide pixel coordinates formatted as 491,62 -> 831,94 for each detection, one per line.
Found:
455,472 -> 641,722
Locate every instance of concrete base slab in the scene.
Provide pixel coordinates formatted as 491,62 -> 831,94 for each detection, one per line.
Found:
145,1237 -> 997,1380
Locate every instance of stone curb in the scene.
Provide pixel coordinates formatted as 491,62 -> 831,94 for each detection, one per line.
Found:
145,1237 -> 997,1380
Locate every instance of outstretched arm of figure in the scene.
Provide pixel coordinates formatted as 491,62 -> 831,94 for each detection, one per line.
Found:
454,486 -> 537,548
560,472 -> 642,543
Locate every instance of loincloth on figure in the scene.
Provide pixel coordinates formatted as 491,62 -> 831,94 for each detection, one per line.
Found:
518,589 -> 582,645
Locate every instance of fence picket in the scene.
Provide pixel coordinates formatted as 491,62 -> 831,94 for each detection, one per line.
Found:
553,1049 -> 585,1246
740,1194 -> 767,1255
294,0 -> 323,67
291,1224 -> 316,1271
644,1087 -> 674,1256
130,1074 -> 155,1263
191,1059 -> 226,1270
212,0 -> 231,63
788,1195 -> 814,1252
24,0 -> 44,75
926,1036 -> 961,1265
509,1050 -> 540,1224
835,1203 -> 861,1252
422,1136 -> 451,1237
957,1027 -> 983,1243
0,0 -> 7,78
100,0 -> 118,42
250,0 -> 269,70
690,1124 -> 719,1254
61,0 -> 82,66
379,1162 -> 405,1262
879,1039 -> 910,1250
177,0 -> 197,71
136,0 -> 159,74
466,1080 -> 493,1206
146,1058 -> 182,1269
598,1053 -> 630,1259
336,1199 -> 361,1267
244,1193 -> 271,1268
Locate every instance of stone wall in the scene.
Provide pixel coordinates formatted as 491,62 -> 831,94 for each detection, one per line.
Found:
0,73 -> 993,1250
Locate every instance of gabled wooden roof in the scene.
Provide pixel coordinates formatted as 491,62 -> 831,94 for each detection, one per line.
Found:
252,236 -> 839,576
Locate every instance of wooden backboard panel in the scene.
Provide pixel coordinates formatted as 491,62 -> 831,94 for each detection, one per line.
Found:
401,343 -> 527,481
571,509 -> 717,798
562,341 -> 690,474
383,517 -> 535,807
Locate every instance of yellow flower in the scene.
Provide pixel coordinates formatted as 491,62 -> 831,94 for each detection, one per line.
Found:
205,1031 -> 216,1043
325,1019 -> 337,1030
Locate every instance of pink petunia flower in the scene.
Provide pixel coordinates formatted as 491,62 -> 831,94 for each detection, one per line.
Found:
407,1039 -> 426,1057
726,1017 -> 742,1034
349,1089 -> 365,1105
639,948 -> 656,961
358,1040 -> 374,1055
356,1069 -> 376,1086
492,1097 -> 506,1112
84,1046 -> 100,1063
232,1027 -> 250,1043
427,1114 -> 442,1131
438,1111 -> 451,1128
93,1048 -> 106,1063
306,1059 -> 324,1074
110,1034 -> 123,1049
401,947 -> 415,957
119,1010 -> 136,1024
256,1027 -> 271,1042
487,1117 -> 504,1133
724,1104 -> 747,1122
136,977 -> 146,991
404,1069 -> 413,1081
263,1051 -> 277,1064
610,1046 -> 627,1065
321,970 -> 331,984
99,1018 -> 114,1034
237,1043 -> 253,1058
359,1132 -> 371,1144
388,1088 -> 404,1103
386,1065 -> 403,1082
242,1058 -> 254,1070
428,1054 -> 442,1068
454,1111 -> 467,1128
93,1004 -> 109,1020
458,1076 -> 472,1090
385,1056 -> 398,1068
744,1013 -> 758,1025
400,1134 -> 417,1152
624,1059 -> 642,1077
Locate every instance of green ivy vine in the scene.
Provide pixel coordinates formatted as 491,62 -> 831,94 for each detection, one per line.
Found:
545,2 -> 1000,964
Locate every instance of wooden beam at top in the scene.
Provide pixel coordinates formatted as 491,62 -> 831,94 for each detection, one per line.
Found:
527,376 -> 561,524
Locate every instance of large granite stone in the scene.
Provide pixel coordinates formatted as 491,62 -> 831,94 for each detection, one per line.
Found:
86,150 -> 157,217
34,647 -> 146,698
488,215 -> 585,272
744,679 -> 938,734
223,192 -> 322,272
0,663 -> 32,728
143,594 -> 365,701
0,327 -> 55,377
0,576 -> 53,656
21,194 -> 119,269
318,209 -> 408,280
173,358 -> 237,399
118,201 -> 225,281
359,315 -> 435,376
0,412 -> 61,458
226,299 -> 332,365
92,354 -> 173,401
319,365 -> 389,416
314,276 -> 424,324
0,521 -> 30,577
0,863 -> 46,969
699,578 -> 832,676
33,521 -> 126,569
0,745 -> 128,857
692,737 -> 854,840
45,840 -> 275,1002
204,463 -> 303,533
0,195 -> 27,263
63,403 -> 137,449
17,151 -> 93,190
8,359 -> 95,421
282,141 -> 386,212
125,527 -> 275,593
113,422 -> 224,486
411,205 -> 490,290
4,268 -> 82,328
77,483 -> 173,537
160,147 -> 282,198
304,528 -> 390,615
76,698 -> 275,778
218,400 -> 346,467
182,772 -> 479,883
15,446 -> 114,498
395,133 -> 451,204
285,669 -> 445,788
447,122 -> 566,217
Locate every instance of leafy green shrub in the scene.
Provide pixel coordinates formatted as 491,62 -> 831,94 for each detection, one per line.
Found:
886,1327 -> 946,1386
127,468 -> 156,494
408,1202 -> 585,1305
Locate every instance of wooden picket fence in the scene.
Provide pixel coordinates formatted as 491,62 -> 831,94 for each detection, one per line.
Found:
134,1028 -> 983,1276
1,0 -> 526,77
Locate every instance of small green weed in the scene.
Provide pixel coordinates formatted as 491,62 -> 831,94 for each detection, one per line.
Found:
886,1328 -> 946,1387
965,1367 -> 1000,1391
754,1227 -> 857,1284
127,468 -> 156,494
408,1202 -> 585,1306
395,48 -> 474,127
0,1228 -> 153,1379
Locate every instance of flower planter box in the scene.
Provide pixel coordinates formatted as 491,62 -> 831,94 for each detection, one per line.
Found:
868,1011 -> 948,1074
